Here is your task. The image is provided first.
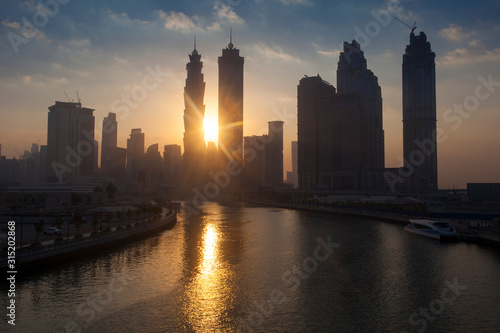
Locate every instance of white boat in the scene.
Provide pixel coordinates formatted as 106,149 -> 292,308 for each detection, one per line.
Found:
404,219 -> 458,241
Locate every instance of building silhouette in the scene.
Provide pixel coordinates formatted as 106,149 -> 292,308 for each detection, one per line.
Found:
101,112 -> 117,177
297,75 -> 336,189
265,121 -> 284,186
164,144 -> 182,188
286,141 -> 298,188
243,121 -> 284,188
126,128 -> 145,183
402,31 -> 437,192
218,31 -> 244,173
146,143 -> 164,186
319,93 -> 366,190
337,40 -> 384,170
46,101 -> 97,183
183,39 -> 206,188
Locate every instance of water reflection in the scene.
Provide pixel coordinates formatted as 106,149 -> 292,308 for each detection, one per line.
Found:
180,209 -> 237,331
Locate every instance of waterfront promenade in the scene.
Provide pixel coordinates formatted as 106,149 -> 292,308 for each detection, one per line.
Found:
0,208 -> 177,268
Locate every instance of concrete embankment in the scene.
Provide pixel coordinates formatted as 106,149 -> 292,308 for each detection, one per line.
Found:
248,200 -> 411,224
0,210 -> 177,269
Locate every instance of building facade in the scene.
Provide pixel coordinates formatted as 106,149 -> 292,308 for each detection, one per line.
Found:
101,112 -> 117,177
297,75 -> 336,189
402,31 -> 438,192
46,101 -> 97,183
337,40 -> 384,170
183,42 -> 206,188
126,128 -> 145,183
218,35 -> 244,170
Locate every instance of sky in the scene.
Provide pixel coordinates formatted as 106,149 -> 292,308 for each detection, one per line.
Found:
1,0 -> 499,189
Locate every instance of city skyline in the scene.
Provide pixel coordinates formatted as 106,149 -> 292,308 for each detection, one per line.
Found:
1,0 -> 500,188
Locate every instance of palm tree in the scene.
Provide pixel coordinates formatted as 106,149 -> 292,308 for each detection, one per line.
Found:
91,214 -> 99,234
34,220 -> 44,244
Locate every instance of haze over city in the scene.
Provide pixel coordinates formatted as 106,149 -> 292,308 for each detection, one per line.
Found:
1,0 -> 500,188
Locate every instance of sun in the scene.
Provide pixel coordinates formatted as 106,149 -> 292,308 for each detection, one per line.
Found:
204,116 -> 218,144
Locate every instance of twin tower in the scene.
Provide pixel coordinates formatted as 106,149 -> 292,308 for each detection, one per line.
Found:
182,35 -> 244,189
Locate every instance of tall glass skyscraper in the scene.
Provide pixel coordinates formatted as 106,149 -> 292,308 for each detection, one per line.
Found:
183,39 -> 206,188
218,33 -> 244,168
402,31 -> 438,192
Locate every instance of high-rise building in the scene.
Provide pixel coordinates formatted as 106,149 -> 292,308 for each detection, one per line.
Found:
164,144 -> 182,188
146,143 -> 163,184
46,101 -> 97,183
265,121 -> 284,186
218,32 -> 244,170
286,141 -> 298,188
126,128 -> 145,182
101,112 -> 117,176
297,75 -> 336,189
183,39 -> 206,188
402,31 -> 437,192
337,40 -> 384,170
243,121 -> 284,189
318,93 -> 366,190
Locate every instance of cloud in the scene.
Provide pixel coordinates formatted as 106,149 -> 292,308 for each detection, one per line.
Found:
113,55 -> 129,65
213,3 -> 244,24
20,74 -> 68,87
157,10 -> 200,33
254,43 -> 301,62
2,19 -> 21,30
438,47 -> 500,66
438,24 -> 477,42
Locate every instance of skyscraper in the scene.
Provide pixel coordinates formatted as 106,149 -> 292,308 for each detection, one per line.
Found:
126,128 -> 145,182
101,112 -> 117,176
265,121 -> 284,186
337,40 -> 384,170
183,38 -> 206,188
402,31 -> 437,192
297,75 -> 336,189
46,101 -> 97,183
218,32 -> 244,169
164,144 -> 182,188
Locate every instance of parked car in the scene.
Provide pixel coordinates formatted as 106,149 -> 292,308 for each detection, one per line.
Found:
43,227 -> 62,235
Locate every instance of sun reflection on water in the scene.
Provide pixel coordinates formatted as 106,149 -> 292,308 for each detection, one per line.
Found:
201,224 -> 218,275
181,220 -> 236,331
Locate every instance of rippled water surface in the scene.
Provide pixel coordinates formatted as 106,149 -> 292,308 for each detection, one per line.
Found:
2,202 -> 500,332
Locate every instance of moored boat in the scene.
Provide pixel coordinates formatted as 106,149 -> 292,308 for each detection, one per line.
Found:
405,219 -> 458,241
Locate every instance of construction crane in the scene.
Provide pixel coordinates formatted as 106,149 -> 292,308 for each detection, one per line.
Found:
395,16 -> 417,34
76,90 -> 81,104
64,92 -> 73,102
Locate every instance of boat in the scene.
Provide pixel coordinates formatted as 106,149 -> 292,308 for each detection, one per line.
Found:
404,219 -> 458,241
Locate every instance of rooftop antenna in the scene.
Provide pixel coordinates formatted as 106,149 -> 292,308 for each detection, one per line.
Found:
395,16 -> 417,34
230,27 -> 232,44
194,35 -> 197,50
